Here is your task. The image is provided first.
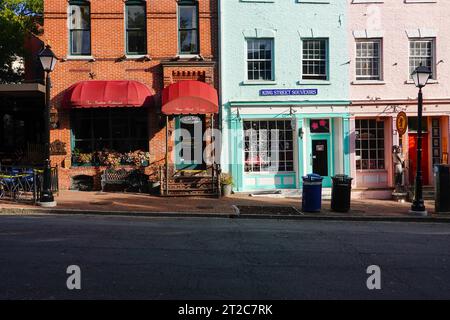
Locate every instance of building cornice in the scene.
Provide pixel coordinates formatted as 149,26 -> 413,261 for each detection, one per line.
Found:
351,99 -> 450,106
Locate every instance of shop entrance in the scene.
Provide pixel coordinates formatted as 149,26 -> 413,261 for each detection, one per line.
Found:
408,133 -> 429,185
312,139 -> 328,176
408,117 -> 430,185
308,119 -> 332,187
175,115 -> 206,170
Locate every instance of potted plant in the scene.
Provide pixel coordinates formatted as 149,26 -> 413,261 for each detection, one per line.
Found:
72,149 -> 93,165
125,150 -> 150,167
97,149 -> 121,168
220,173 -> 233,197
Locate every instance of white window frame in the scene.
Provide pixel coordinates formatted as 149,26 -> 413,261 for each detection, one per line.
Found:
246,38 -> 274,82
243,119 -> 294,173
302,38 -> 328,80
67,1 -> 91,57
355,118 -> 386,171
355,39 -> 382,81
408,38 -> 436,80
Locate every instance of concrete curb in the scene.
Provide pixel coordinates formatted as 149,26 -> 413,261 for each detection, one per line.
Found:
0,207 -> 237,219
238,213 -> 450,223
2,207 -> 450,223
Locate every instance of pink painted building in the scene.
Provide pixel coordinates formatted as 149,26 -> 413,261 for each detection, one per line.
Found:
348,0 -> 450,199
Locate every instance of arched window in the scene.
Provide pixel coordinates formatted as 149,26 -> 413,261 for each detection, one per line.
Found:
125,0 -> 147,55
68,0 -> 91,56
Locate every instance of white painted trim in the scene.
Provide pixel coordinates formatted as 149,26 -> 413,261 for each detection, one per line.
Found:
405,28 -> 437,38
353,29 -> 384,39
65,55 -> 95,61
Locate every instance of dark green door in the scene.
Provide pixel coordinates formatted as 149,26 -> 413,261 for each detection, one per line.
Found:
175,115 -> 205,170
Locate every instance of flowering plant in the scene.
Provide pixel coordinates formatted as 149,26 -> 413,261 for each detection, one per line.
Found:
78,153 -> 93,164
73,148 -> 150,167
97,149 -> 121,167
220,173 -> 234,185
72,149 -> 93,164
125,150 -> 150,166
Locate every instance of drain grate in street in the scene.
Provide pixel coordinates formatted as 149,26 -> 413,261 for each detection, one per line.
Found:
236,205 -> 301,215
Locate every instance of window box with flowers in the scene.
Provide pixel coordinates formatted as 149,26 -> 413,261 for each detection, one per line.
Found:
72,149 -> 150,168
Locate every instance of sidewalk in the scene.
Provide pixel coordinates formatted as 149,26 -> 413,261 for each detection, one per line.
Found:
1,190 -> 448,222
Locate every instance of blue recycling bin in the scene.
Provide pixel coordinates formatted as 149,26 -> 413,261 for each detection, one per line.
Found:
302,173 -> 323,212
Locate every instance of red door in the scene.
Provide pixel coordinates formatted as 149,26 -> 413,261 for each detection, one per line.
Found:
408,133 -> 429,185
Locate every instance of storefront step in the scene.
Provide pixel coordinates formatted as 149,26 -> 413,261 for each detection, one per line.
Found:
161,189 -> 219,197
243,188 -> 332,200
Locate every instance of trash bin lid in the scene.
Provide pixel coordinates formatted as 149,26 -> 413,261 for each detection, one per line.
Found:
332,174 -> 353,182
303,173 -> 323,182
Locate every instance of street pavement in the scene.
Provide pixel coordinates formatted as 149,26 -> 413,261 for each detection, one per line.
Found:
0,214 -> 449,299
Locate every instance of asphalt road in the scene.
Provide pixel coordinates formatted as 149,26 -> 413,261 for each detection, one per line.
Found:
0,214 -> 450,299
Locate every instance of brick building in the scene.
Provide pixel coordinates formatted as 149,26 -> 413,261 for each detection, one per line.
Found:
43,0 -> 219,193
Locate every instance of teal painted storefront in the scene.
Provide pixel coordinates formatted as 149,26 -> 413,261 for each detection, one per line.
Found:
219,0 -> 350,192
227,103 -> 351,191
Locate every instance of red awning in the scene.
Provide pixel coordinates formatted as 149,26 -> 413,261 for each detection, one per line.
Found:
62,80 -> 153,108
161,80 -> 218,115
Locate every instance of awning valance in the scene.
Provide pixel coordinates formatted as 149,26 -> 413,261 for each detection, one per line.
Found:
161,80 -> 218,115
62,80 -> 153,108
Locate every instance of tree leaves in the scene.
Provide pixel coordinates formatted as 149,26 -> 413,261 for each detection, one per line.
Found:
0,0 -> 43,83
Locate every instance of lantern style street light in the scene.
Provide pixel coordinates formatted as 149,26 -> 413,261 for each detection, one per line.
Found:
38,45 -> 57,207
409,65 -> 432,216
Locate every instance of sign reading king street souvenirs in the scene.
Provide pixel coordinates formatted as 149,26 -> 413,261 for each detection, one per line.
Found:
259,89 -> 318,96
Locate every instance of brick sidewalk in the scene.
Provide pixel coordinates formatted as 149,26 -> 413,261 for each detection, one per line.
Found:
0,190 -> 440,218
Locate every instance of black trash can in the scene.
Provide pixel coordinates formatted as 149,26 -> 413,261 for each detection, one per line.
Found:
435,164 -> 450,213
331,174 -> 353,213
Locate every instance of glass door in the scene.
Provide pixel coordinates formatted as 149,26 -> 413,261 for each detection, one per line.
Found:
308,119 -> 332,187
174,115 -> 205,170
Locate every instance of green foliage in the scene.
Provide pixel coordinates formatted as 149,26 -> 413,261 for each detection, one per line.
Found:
220,173 -> 234,186
0,0 -> 43,83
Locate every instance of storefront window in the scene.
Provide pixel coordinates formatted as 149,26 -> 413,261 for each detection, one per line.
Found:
407,116 -> 428,132
310,119 -> 330,133
432,118 -> 441,165
71,108 -> 148,164
244,120 -> 294,173
355,119 -> 385,170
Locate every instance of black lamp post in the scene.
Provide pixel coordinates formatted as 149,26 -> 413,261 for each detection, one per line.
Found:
409,65 -> 432,216
38,45 -> 57,207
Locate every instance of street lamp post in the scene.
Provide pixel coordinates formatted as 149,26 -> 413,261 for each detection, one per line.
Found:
38,45 -> 57,207
409,65 -> 432,216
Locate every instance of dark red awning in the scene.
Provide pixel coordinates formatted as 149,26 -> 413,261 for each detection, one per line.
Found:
62,80 -> 152,108
161,80 -> 218,115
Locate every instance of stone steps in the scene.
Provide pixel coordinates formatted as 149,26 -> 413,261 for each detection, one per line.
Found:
161,176 -> 219,197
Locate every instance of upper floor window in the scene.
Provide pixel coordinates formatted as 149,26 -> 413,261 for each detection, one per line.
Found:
69,0 -> 91,56
355,39 -> 381,81
178,1 -> 199,54
409,39 -> 435,79
247,39 -> 273,81
302,39 -> 328,80
125,1 -> 147,55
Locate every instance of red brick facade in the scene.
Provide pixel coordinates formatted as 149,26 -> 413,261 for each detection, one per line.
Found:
43,0 -> 218,190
